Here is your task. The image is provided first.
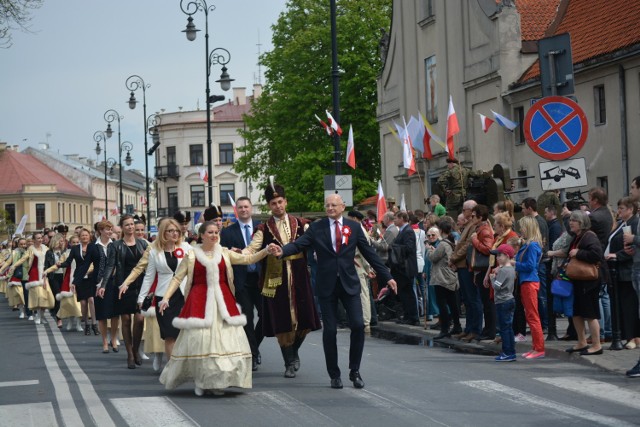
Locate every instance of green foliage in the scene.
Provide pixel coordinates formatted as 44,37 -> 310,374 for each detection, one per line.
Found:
236,0 -> 391,211
0,0 -> 44,48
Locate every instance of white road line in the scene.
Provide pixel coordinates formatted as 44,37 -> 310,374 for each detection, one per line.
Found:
342,387 -> 451,427
45,312 -> 116,427
244,391 -> 340,425
110,397 -> 200,427
460,380 -> 636,427
0,380 -> 39,388
535,376 -> 640,411
0,402 -> 57,427
35,320 -> 84,427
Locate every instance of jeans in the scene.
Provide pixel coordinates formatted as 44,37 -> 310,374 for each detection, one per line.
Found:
415,275 -> 426,317
537,262 -> 548,330
427,284 -> 440,317
598,283 -> 612,338
458,268 -> 482,335
521,282 -> 544,352
633,265 -> 640,319
496,299 -> 516,356
476,269 -> 496,338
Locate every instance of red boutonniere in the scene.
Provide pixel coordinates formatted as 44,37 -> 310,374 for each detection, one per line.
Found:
174,248 -> 184,259
342,225 -> 352,245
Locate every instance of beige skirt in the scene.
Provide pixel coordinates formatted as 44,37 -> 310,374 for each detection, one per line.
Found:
57,295 -> 82,318
7,283 -> 24,307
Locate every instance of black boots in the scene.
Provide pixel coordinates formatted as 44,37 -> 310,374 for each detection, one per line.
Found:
292,335 -> 306,372
280,346 -> 296,378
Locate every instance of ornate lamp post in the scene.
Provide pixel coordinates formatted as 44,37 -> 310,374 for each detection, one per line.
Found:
94,131 -> 111,220
180,0 -> 234,205
104,109 -> 134,214
125,75 -> 152,231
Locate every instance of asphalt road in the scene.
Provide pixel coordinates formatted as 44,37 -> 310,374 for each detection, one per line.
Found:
1,305 -> 640,427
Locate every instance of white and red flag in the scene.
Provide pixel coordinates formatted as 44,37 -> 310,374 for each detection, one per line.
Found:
478,113 -> 494,133
326,110 -> 343,136
402,118 -> 416,176
228,194 -> 238,219
140,196 -> 147,206
315,114 -> 332,136
445,96 -> 459,160
197,167 -> 208,183
376,180 -> 387,223
346,125 -> 356,169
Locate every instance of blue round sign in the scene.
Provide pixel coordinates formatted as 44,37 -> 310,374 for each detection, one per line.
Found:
523,96 -> 588,161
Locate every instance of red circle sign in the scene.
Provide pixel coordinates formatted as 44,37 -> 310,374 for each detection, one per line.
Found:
523,96 -> 588,161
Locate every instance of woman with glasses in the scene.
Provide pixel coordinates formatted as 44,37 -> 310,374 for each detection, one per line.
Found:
159,220 -> 269,396
138,218 -> 192,359
423,228 -> 441,323
468,205 -> 495,342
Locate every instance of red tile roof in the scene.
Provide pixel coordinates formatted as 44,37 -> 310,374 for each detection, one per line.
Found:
518,0 -> 560,41
519,0 -> 640,83
0,150 -> 90,197
212,100 -> 252,122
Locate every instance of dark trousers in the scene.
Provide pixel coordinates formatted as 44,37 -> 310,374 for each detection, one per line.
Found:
21,281 -> 32,316
513,285 -> 527,336
476,270 -> 496,338
49,273 -> 63,319
318,278 -> 364,379
458,269 -> 482,334
236,272 -> 263,356
538,262 -> 548,329
434,285 -> 460,331
496,299 -> 516,356
396,274 -> 419,322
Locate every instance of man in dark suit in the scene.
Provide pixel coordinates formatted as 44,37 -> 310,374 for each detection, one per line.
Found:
271,194 -> 397,389
389,211 -> 419,325
220,197 -> 263,371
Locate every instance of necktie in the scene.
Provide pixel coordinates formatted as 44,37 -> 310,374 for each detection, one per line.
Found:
245,224 -> 256,272
335,220 -> 342,253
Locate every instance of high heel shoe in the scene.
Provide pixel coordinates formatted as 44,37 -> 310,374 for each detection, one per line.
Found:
85,325 -> 91,336
127,356 -> 136,369
112,343 -> 119,353
92,324 -> 99,335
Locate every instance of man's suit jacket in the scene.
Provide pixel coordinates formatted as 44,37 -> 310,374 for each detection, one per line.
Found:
589,206 -> 614,250
390,224 -> 418,279
220,220 -> 261,293
280,217 -> 392,298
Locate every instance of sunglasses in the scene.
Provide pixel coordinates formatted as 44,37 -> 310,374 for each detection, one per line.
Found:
427,234 -> 437,237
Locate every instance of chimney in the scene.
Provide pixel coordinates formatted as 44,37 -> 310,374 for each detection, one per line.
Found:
0,142 -> 7,152
252,84 -> 263,100
233,87 -> 246,105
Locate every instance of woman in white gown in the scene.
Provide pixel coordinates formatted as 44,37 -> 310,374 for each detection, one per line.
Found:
158,220 -> 268,396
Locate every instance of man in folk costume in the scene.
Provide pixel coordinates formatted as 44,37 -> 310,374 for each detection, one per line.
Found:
245,181 -> 321,378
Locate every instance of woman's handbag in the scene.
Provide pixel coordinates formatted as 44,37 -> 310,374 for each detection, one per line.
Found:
565,258 -> 599,281
141,293 -> 155,311
551,278 -> 573,297
466,245 -> 490,271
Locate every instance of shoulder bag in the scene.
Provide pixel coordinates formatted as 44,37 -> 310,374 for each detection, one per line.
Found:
466,244 -> 490,271
565,258 -> 599,281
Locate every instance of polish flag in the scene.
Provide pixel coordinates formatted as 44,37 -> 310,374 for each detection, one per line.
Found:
140,196 -> 147,206
228,194 -> 238,219
402,118 -> 416,176
346,125 -> 356,169
376,180 -> 387,223
399,194 -> 406,212
315,114 -> 332,136
111,204 -> 120,216
420,111 -> 446,150
478,113 -> 494,133
198,167 -> 208,183
445,96 -> 459,160
326,110 -> 343,136
491,110 -> 518,131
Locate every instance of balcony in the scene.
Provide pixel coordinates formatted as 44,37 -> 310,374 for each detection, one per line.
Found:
155,164 -> 180,180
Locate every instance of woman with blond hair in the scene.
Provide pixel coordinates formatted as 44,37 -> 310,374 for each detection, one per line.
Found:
139,218 -> 192,359
512,216 -> 545,359
43,234 -> 67,328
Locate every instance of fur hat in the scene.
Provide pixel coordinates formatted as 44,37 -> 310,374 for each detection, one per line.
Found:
203,205 -> 222,221
55,223 -> 69,233
265,183 -> 285,203
347,210 -> 364,220
173,210 -> 191,224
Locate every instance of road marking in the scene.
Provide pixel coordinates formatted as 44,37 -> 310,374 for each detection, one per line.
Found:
342,388 -> 450,426
243,391 -> 339,425
460,380 -> 636,427
535,377 -> 640,411
45,312 -> 116,427
0,380 -> 39,388
111,397 -> 200,427
0,402 -> 57,427
35,319 -> 84,427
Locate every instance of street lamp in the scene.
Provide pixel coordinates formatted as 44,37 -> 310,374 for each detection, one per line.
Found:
94,130 -> 111,220
180,0 -> 234,205
125,75 -> 152,232
104,109 -> 133,215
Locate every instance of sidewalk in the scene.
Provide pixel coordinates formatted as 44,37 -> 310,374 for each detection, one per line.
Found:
372,315 -> 640,376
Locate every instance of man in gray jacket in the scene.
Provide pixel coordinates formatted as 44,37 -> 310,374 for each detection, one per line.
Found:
371,212 -> 399,263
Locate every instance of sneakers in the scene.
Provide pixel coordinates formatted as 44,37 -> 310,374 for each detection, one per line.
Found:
19,311 -> 25,319
495,353 -> 516,362
515,333 -> 527,342
194,386 -> 204,397
525,351 -> 545,359
28,315 -> 34,321
626,361 -> 640,378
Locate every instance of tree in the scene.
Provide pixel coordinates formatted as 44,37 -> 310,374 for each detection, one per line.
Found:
0,0 -> 44,48
236,0 -> 391,211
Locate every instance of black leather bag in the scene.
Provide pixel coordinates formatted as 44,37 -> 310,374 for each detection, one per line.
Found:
466,245 -> 490,271
141,293 -> 154,311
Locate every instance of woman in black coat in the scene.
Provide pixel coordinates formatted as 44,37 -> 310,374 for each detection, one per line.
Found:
44,234 -> 66,328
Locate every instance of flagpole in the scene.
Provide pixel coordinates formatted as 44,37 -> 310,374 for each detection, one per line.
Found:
330,0 -> 341,175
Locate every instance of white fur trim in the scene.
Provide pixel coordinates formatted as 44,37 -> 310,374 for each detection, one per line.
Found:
56,291 -> 74,301
142,306 -> 156,317
8,280 -> 22,287
172,245 -> 246,329
25,280 -> 44,289
0,275 -> 8,281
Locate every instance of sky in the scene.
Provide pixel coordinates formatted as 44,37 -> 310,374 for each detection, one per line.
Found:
0,0 -> 288,173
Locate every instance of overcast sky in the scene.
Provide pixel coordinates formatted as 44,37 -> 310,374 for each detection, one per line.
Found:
0,0 -> 287,172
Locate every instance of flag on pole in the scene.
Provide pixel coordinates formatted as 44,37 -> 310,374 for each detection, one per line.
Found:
491,110 -> 518,131
402,118 -> 417,176
406,116 -> 425,154
228,194 -> 238,219
326,110 -> 343,136
419,111 -> 446,149
399,193 -> 406,212
478,113 -> 494,133
315,114 -> 332,136
111,204 -> 120,216
376,180 -> 387,223
197,167 -> 208,183
346,124 -> 356,169
445,96 -> 459,160
140,196 -> 147,206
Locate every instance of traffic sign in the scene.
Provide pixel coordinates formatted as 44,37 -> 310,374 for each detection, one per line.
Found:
538,157 -> 588,191
524,96 -> 588,161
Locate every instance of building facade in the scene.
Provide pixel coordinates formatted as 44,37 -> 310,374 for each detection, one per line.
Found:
378,0 -> 640,210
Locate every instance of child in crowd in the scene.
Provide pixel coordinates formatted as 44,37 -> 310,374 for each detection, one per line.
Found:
490,244 -> 517,362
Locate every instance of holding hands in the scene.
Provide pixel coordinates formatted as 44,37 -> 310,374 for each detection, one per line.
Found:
268,243 -> 282,257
